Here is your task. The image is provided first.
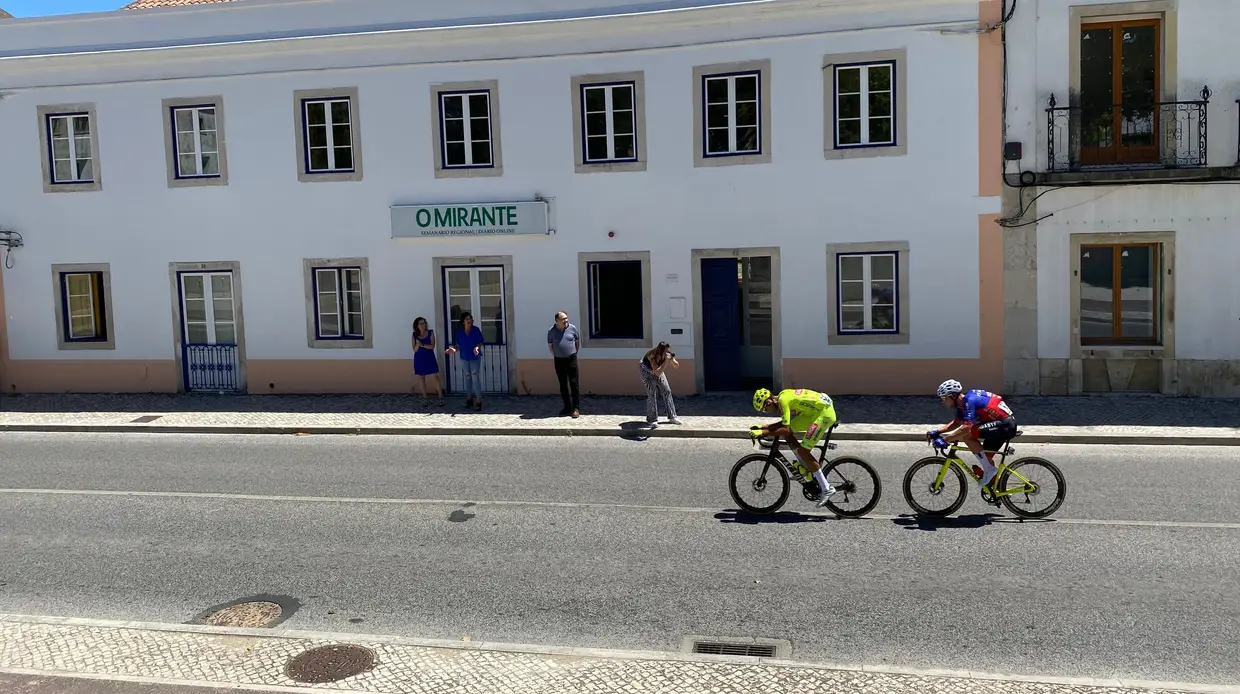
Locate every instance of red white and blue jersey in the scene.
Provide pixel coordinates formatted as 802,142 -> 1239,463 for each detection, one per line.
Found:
954,389 -> 1013,425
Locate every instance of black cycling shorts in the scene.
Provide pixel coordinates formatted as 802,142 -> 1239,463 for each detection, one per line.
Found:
975,417 -> 1017,452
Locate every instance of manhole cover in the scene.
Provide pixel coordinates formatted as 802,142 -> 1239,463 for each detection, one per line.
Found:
203,601 -> 282,628
285,644 -> 377,683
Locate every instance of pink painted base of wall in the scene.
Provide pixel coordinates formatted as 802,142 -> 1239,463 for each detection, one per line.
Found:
4,360 -> 179,393
517,358 -> 697,396
248,359 -> 415,394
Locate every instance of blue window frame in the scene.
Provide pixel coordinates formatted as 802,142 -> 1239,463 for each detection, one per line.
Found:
301,97 -> 355,174
439,89 -> 494,169
586,260 -> 644,340
45,112 -> 95,185
58,271 -> 108,343
831,60 -> 897,150
170,104 -> 221,179
579,80 -> 638,164
836,252 -> 899,335
701,70 -> 762,158
312,266 -> 365,340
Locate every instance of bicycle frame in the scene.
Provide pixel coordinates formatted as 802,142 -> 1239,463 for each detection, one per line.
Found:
930,440 -> 1036,499
759,427 -> 837,480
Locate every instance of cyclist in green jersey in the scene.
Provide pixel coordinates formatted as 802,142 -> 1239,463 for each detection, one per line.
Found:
750,387 -> 838,506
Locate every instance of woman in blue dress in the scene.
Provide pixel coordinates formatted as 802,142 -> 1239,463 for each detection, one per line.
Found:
411,316 -> 445,406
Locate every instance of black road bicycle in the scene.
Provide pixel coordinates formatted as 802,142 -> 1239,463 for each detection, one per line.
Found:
727,424 -> 882,517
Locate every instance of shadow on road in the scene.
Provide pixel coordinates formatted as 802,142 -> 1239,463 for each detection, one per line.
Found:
891,513 -> 1055,531
714,509 -> 836,524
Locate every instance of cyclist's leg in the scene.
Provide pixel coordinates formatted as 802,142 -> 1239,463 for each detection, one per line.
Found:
801,413 -> 837,501
970,422 -> 1003,485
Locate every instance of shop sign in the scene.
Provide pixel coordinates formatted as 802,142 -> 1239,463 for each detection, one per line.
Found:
391,201 -> 549,238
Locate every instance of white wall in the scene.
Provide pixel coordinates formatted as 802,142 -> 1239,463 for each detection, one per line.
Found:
1034,186 -> 1240,360
1004,0 -> 1240,362
0,2 -> 987,365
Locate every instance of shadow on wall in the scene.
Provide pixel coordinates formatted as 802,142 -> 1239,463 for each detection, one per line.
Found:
1,392 -> 1238,428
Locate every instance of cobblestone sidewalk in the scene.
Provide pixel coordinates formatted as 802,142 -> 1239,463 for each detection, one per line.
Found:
0,393 -> 1237,443
0,615 -> 1231,694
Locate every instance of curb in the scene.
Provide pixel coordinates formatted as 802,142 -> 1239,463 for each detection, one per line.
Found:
3,613 -> 1239,694
0,422 -> 1235,445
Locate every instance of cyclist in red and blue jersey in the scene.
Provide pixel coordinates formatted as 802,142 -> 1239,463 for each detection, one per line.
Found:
926,379 -> 1017,488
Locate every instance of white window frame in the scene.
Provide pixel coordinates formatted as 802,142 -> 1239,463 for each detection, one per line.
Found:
303,258 -> 373,349
575,251 -> 653,349
172,105 -> 221,178
822,49 -> 908,160
48,113 -> 93,184
692,60 -> 771,168
162,96 -> 229,188
833,61 -> 896,148
45,114 -> 100,193
303,98 -> 354,173
314,267 -> 365,339
292,87 -> 363,183
702,71 -> 762,157
580,82 -> 638,164
836,252 -> 899,334
430,80 -> 503,179
439,90 -> 494,169
825,241 -> 910,345
65,273 -> 100,340
51,262 -> 116,350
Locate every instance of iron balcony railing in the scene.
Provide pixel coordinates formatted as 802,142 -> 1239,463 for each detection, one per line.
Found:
1046,87 -> 1211,173
185,343 -> 239,391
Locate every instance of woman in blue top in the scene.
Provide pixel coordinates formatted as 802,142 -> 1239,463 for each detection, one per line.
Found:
444,311 -> 486,410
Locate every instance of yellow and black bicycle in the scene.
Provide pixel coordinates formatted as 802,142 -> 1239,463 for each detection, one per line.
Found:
901,431 -> 1066,519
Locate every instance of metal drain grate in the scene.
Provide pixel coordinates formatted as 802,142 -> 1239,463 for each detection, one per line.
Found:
682,635 -> 790,659
691,641 -> 777,657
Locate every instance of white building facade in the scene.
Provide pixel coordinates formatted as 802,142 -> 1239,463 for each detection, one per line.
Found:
0,0 -> 1005,397
1001,0 -> 1240,397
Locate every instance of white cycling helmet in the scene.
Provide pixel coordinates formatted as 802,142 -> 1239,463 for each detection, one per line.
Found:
936,379 -> 963,398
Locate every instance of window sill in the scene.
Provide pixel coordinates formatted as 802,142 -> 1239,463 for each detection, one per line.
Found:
827,331 -> 908,346
824,143 -> 907,161
299,169 -> 362,183
309,337 -> 373,350
435,165 -> 503,179
579,336 -> 651,350
45,180 -> 102,193
696,151 -> 771,168
58,340 -> 116,351
1079,345 -> 1165,359
170,175 -> 227,189
575,160 -> 646,174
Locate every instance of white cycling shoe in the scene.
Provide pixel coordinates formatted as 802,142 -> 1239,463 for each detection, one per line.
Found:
815,485 -> 838,507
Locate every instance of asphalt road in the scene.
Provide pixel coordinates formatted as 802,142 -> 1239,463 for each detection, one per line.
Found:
1,432 -> 1238,687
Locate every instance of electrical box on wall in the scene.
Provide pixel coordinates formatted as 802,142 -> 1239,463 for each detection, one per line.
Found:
1003,142 -> 1023,161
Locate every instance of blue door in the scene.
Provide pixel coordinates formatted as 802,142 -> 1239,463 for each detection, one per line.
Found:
701,258 -> 741,391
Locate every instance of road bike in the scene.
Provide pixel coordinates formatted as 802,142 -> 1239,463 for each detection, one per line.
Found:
728,424 -> 882,518
901,431 -> 1066,519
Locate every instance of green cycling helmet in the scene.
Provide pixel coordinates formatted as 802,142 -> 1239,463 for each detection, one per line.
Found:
752,388 -> 772,412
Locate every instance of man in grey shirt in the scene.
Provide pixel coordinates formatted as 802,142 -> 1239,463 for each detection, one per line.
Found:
547,311 -> 581,418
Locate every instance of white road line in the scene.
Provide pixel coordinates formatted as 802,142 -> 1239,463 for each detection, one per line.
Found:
2,487 -> 1239,530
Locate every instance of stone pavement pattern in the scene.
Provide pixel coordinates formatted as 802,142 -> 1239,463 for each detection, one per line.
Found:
0,617 -> 1221,694
1,393 -> 1238,435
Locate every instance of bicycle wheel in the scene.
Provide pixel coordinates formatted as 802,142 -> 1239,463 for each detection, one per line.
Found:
820,456 -> 882,518
902,457 -> 968,517
998,457 -> 1066,519
728,453 -> 791,514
